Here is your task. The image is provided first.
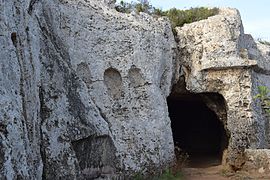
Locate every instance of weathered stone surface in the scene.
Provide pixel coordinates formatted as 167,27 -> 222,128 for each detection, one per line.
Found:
1,0 -> 175,179
243,149 -> 270,174
0,0 -> 43,179
175,8 -> 270,169
1,0 -> 270,179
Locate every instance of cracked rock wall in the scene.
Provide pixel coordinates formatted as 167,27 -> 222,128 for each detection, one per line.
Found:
0,0 -> 175,179
0,0 -> 43,179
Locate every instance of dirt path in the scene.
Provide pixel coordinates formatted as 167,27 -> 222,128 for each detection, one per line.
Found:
182,165 -> 230,180
181,165 -> 270,180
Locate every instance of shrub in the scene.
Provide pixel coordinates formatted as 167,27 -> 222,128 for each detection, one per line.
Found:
116,0 -> 155,14
254,86 -> 270,115
158,169 -> 183,180
163,7 -> 219,28
115,0 -> 133,13
115,1 -> 219,29
258,39 -> 270,46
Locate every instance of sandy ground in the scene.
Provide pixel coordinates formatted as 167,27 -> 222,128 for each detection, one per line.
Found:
182,165 -> 270,180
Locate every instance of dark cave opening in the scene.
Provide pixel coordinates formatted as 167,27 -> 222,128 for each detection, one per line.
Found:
167,93 -> 228,168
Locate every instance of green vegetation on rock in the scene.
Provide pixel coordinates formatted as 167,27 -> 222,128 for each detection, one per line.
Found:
116,0 -> 155,14
258,39 -> 270,46
116,0 -> 219,29
132,168 -> 183,180
254,86 -> 270,115
162,7 -> 219,28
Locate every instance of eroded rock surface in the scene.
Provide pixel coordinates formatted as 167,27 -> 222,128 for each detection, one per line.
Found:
175,8 -> 270,169
1,0 -> 175,179
243,149 -> 270,174
1,1 -> 270,179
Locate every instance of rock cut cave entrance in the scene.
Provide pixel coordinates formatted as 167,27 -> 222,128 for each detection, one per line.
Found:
167,91 -> 229,168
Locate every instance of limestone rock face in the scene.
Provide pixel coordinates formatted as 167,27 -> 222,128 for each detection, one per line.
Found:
0,0 -> 175,179
243,149 -> 270,174
175,8 -> 270,169
1,0 -> 270,178
0,0 -> 43,179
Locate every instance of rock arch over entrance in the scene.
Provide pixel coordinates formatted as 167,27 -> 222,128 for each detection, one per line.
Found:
167,92 -> 229,167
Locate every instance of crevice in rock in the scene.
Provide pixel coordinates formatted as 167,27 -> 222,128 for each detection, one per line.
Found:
28,0 -> 39,15
25,26 -> 35,72
39,134 -> 46,180
0,142 -> 4,173
0,124 -> 8,137
11,29 -> 36,178
38,87 -> 51,125
11,32 -> 17,47
13,32 -> 28,137
38,87 -> 48,180
253,66 -> 270,75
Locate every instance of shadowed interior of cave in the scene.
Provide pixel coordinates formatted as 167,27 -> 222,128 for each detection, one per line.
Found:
167,93 -> 228,168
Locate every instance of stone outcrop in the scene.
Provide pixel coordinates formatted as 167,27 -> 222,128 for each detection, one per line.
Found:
1,0 -> 175,179
175,8 -> 270,170
0,0 -> 270,179
243,149 -> 270,174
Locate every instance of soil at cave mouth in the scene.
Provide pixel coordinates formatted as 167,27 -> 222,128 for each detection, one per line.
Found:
181,164 -> 270,180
